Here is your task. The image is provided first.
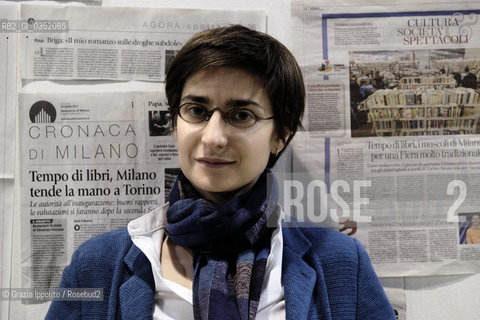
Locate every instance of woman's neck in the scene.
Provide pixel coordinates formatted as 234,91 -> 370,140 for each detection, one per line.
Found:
160,236 -> 193,289
192,177 -> 260,205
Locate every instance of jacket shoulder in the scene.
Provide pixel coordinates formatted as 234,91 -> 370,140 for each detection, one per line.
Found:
282,223 -> 396,319
75,227 -> 133,261
304,225 -> 357,250
282,222 -> 360,259
69,227 -> 134,283
46,228 -> 137,319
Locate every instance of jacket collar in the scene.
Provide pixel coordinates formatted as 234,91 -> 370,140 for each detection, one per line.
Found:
117,217 -> 333,319
282,222 -> 333,320
119,244 -> 155,320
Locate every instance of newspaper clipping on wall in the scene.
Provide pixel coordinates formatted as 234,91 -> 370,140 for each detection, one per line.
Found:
19,4 -> 266,81
291,1 -> 480,276
19,84 -> 178,293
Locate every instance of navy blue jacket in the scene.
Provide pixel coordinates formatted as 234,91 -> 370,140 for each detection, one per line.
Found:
46,221 -> 395,319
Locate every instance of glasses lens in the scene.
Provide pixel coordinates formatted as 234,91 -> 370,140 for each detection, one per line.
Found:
179,103 -> 208,123
228,108 -> 257,128
178,103 -> 269,128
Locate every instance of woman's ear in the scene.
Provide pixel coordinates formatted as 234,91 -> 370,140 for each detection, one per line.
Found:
271,130 -> 291,155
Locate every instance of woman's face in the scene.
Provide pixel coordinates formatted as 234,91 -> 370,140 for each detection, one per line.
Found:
174,67 -> 284,204
472,215 -> 480,227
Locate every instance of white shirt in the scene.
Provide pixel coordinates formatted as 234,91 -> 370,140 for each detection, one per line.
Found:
128,203 -> 285,320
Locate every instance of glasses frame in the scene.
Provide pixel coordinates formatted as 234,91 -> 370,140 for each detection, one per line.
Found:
177,102 -> 274,129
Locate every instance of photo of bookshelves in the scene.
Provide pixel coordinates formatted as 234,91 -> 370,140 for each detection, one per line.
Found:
399,76 -> 456,90
349,48 -> 480,137
366,87 -> 480,136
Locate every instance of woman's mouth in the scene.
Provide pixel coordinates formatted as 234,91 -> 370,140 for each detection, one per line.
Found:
196,157 -> 235,168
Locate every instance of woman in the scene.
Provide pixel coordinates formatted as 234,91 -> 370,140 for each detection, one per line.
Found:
466,214 -> 480,244
47,25 -> 395,319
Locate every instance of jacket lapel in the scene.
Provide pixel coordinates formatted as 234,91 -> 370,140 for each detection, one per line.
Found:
119,244 -> 155,320
282,224 -> 332,320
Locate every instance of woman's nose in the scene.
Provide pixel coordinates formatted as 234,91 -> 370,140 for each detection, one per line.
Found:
201,110 -> 228,148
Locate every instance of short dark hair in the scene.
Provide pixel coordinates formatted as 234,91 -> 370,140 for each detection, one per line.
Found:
165,25 -> 305,167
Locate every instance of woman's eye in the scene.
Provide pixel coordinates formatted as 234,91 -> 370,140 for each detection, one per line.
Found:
187,105 -> 207,117
231,109 -> 255,122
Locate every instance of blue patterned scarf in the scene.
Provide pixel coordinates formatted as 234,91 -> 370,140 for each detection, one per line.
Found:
166,169 -> 278,320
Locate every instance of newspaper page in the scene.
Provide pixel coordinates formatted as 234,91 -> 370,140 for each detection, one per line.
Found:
291,1 -> 480,276
1,2 -> 18,317
328,136 -> 480,276
19,4 -> 266,81
18,82 -> 181,296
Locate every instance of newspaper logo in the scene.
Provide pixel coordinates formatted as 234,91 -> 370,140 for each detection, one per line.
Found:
447,12 -> 478,39
29,101 -> 57,123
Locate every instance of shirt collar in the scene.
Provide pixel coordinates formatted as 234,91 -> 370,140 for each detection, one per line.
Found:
127,203 -> 285,312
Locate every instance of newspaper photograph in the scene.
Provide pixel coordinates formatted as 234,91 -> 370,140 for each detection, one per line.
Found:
350,48 -> 480,138
290,1 -> 480,276
19,4 -> 266,81
18,83 -> 179,293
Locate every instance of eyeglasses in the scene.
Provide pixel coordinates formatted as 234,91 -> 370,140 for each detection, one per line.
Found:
177,102 -> 274,129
